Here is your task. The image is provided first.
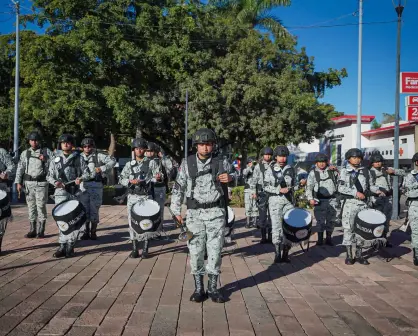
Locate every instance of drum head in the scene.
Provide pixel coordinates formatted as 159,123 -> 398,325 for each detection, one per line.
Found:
357,209 -> 386,225
131,199 -> 161,232
284,208 -> 312,228
0,190 -> 7,201
132,200 -> 160,217
227,206 -> 235,224
53,200 -> 79,216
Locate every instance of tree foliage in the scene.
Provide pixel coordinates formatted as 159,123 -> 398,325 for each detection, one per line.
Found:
0,0 -> 347,162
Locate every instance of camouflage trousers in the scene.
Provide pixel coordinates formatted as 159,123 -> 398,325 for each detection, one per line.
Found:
186,207 -> 225,276
153,186 -> 166,230
0,218 -> 8,238
269,195 -> 294,245
314,198 -> 339,233
244,190 -> 258,217
78,182 -> 103,225
127,194 -> 161,241
24,181 -> 48,222
54,189 -> 84,244
341,199 -> 368,246
407,201 -> 418,249
371,196 -> 392,230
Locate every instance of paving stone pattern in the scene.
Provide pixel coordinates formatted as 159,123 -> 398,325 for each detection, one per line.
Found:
0,205 -> 417,335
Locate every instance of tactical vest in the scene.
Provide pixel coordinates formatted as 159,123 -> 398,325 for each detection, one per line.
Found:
23,148 -> 48,182
312,169 -> 338,199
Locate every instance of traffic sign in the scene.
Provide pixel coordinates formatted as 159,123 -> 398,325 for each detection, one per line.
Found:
401,72 -> 418,93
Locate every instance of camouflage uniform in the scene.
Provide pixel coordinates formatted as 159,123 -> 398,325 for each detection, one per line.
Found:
79,151 -> 116,229
119,157 -> 160,241
306,167 -> 339,233
338,164 -> 369,246
0,148 -> 15,253
403,170 -> 418,251
47,151 -> 92,244
170,154 -> 235,276
149,156 -> 170,222
251,160 -> 272,229
15,147 -> 54,233
243,166 -> 258,219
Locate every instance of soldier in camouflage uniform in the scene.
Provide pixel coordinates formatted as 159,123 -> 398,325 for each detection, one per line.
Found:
15,132 -> 53,239
369,153 -> 405,247
338,148 -> 370,265
119,138 -> 161,259
79,137 -> 116,240
0,147 -> 15,254
252,145 -> 305,263
306,153 -> 339,246
170,128 -> 235,303
47,134 -> 92,258
243,158 -> 258,228
251,147 -> 274,243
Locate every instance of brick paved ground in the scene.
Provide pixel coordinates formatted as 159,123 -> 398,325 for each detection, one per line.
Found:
1,205 -> 418,336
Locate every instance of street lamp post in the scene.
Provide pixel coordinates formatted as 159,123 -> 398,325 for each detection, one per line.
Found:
392,0 -> 406,220
356,0 -> 363,150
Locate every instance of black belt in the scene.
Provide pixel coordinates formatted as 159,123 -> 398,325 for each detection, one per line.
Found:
23,174 -> 46,182
154,182 -> 165,188
186,198 -> 222,210
317,194 -> 335,200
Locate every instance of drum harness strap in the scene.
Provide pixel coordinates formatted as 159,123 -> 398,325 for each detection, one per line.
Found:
264,165 -> 296,205
186,154 -> 229,221
339,168 -> 370,219
56,154 -> 82,195
313,169 -> 338,200
23,148 -> 48,182
129,159 -> 153,197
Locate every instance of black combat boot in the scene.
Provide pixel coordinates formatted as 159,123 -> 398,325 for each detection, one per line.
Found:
383,231 -> 392,248
252,217 -> 258,228
267,228 -> 272,243
37,220 -> 46,238
80,222 -> 90,240
53,244 -> 66,258
325,231 -> 333,246
25,221 -> 37,238
317,232 -> 324,246
129,240 -> 139,259
274,244 -> 281,263
281,244 -> 291,263
190,275 -> 207,302
65,242 -> 75,258
355,247 -> 369,265
245,217 -> 251,229
90,222 -> 98,240
0,235 -> 3,255
207,274 -> 225,303
142,240 -> 149,259
345,246 -> 355,265
260,228 -> 268,244
414,248 -> 418,266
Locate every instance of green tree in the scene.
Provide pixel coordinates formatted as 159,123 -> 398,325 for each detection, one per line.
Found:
371,119 -> 381,129
381,112 -> 400,124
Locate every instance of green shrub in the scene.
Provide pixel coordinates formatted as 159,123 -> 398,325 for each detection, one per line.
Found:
230,186 -> 245,207
294,187 -> 308,209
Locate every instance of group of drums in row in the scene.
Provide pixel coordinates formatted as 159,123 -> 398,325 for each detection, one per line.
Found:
242,146 -> 414,266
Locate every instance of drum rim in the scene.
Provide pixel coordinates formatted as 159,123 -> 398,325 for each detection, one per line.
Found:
52,199 -> 80,216
132,199 -> 161,216
283,207 -> 312,224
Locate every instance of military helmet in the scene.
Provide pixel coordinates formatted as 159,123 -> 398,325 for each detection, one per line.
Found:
131,138 -> 148,149
247,157 -> 256,163
315,153 -> 329,163
192,128 -> 217,145
147,142 -> 160,152
261,147 -> 273,155
370,153 -> 384,163
345,148 -> 363,160
27,131 -> 41,141
57,133 -> 75,144
412,152 -> 418,163
81,137 -> 95,147
274,145 -> 290,157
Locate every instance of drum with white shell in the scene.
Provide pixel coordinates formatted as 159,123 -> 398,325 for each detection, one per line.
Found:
283,208 -> 312,243
52,200 -> 86,235
130,199 -> 161,234
354,209 -> 386,241
0,190 -> 11,221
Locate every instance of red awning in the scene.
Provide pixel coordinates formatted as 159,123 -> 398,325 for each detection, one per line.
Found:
361,122 -> 417,136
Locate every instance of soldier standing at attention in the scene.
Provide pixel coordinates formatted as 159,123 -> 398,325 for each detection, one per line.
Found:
306,153 -> 339,246
15,131 -> 53,239
243,158 -> 258,229
170,128 -> 235,303
79,137 -> 116,240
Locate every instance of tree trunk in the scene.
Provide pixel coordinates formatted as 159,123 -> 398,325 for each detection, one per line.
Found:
135,126 -> 143,138
107,132 -> 116,186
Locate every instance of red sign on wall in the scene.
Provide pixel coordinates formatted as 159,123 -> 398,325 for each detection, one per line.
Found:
407,105 -> 418,121
401,72 -> 418,93
406,96 -> 418,105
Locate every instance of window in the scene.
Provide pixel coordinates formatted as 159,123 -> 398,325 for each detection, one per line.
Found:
386,151 -> 389,155
402,138 -> 407,144
390,150 -> 393,155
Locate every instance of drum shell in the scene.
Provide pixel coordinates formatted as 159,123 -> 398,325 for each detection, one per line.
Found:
354,210 -> 386,241
224,206 -> 235,238
283,208 -> 312,243
130,201 -> 161,235
0,192 -> 11,221
52,201 -> 86,235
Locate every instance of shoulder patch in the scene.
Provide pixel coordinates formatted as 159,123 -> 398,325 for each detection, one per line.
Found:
54,157 -> 61,163
130,160 -> 136,166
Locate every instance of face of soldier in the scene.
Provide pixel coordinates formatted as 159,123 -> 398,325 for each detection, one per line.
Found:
263,154 -> 272,162
276,155 -> 287,167
61,141 -> 72,153
134,147 -> 146,159
29,140 -> 39,149
197,142 -> 213,158
83,144 -> 93,155
372,162 -> 383,169
348,156 -> 362,167
145,150 -> 155,158
316,161 -> 327,170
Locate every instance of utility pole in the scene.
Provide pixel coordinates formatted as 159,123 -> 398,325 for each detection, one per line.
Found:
356,0 -> 363,149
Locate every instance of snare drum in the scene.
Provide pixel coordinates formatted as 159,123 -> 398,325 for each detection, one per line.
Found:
52,200 -> 86,235
224,206 -> 235,238
283,208 -> 312,243
0,190 -> 11,220
354,209 -> 386,241
130,199 -> 161,234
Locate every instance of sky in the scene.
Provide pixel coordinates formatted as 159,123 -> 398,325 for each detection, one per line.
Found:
0,0 -> 417,123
